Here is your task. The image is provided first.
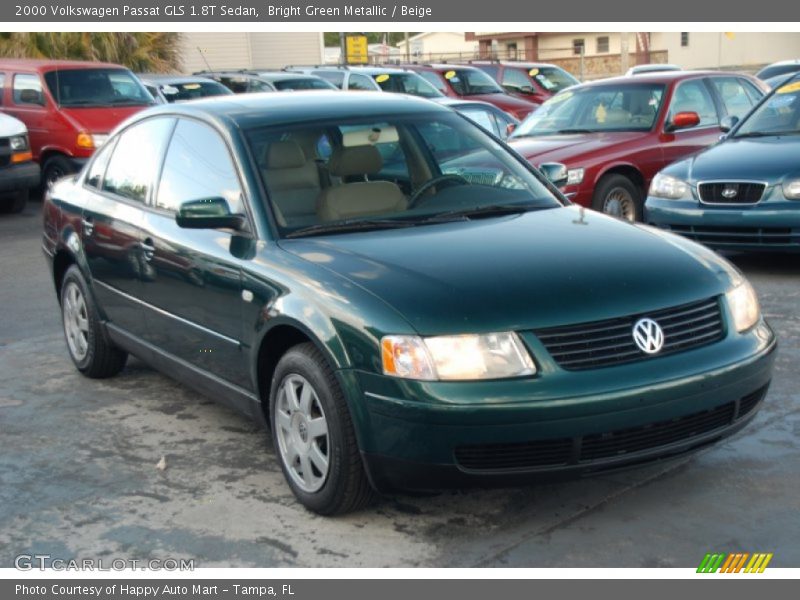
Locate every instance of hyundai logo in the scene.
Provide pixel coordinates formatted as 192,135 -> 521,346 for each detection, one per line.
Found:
632,318 -> 664,354
721,185 -> 739,199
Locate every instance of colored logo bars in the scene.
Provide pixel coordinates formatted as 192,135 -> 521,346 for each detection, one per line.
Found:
697,552 -> 773,573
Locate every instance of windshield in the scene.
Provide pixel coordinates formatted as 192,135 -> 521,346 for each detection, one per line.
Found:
161,81 -> 232,102
373,72 -> 443,98
45,68 -> 153,107
246,111 -> 562,237
511,82 -> 665,137
444,69 -> 505,96
273,77 -> 336,91
530,66 -> 579,93
736,79 -> 800,137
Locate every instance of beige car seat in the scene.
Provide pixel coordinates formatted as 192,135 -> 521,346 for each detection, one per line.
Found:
316,145 -> 407,222
262,140 -> 321,227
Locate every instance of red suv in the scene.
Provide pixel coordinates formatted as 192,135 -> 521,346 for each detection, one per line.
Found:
399,63 -> 539,121
0,59 -> 153,187
469,61 -> 580,105
508,71 -> 768,221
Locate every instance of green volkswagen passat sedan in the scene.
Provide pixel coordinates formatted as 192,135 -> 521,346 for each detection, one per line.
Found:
42,92 -> 776,515
646,74 -> 800,251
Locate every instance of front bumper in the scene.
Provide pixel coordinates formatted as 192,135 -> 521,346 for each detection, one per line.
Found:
0,161 -> 40,194
340,321 -> 776,493
646,196 -> 800,251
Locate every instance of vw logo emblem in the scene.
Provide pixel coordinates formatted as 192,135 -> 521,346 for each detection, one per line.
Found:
721,185 -> 739,199
632,318 -> 664,354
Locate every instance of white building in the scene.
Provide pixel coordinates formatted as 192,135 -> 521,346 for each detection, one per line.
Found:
178,32 -> 324,74
395,32 -> 479,62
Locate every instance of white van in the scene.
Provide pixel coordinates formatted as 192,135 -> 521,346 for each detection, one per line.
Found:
0,112 -> 40,213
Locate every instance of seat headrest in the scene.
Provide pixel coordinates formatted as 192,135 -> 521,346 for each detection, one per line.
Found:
265,140 -> 307,170
329,145 -> 383,177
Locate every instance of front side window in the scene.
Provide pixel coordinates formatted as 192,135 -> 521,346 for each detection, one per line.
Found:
156,119 -> 244,214
443,69 -> 505,96
456,108 -> 499,136
44,68 -> 151,107
711,77 -> 759,120
530,66 -> 579,93
273,78 -> 335,91
347,73 -> 376,91
512,83 -> 665,137
245,111 -> 561,236
102,118 -> 174,203
162,80 -> 232,102
85,139 -> 117,189
0,73 -> 5,105
219,76 -> 249,93
13,74 -> 45,106
668,79 -> 718,128
312,70 -> 345,88
501,68 -> 533,93
418,70 -> 447,93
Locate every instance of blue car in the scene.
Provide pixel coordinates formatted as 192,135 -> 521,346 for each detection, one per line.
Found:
646,73 -> 800,252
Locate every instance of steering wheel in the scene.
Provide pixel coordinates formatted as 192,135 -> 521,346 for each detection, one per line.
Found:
408,174 -> 469,208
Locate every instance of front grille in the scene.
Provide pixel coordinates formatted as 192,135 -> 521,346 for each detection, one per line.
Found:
698,182 -> 766,204
534,297 -> 724,371
0,138 -> 9,168
453,385 -> 768,472
666,224 -> 796,246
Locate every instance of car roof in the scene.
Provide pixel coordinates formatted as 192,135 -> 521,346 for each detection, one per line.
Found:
0,58 -> 128,72
470,61 -> 561,69
434,97 -> 499,110
132,90 -> 450,130
577,70 -> 744,88
137,74 -> 221,85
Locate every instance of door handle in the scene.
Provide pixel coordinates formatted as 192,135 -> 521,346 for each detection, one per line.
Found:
140,238 -> 155,262
81,217 -> 94,237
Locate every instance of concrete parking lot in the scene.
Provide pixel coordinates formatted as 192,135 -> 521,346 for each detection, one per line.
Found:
1,198 -> 798,568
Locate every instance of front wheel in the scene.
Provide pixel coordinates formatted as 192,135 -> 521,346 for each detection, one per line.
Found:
60,265 -> 128,378
42,155 -> 74,190
592,174 -> 643,222
269,343 -> 375,515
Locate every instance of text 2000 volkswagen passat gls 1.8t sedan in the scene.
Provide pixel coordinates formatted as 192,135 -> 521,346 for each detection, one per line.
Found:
43,92 -> 776,515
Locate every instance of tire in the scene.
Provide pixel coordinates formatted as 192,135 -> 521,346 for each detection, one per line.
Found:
42,155 -> 74,191
269,342 -> 375,515
592,174 -> 643,222
60,265 -> 127,378
1,189 -> 28,214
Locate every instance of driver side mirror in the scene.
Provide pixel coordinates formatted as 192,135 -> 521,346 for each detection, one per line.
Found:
720,114 -> 739,133
666,111 -> 700,132
539,162 -> 569,188
176,197 -> 247,231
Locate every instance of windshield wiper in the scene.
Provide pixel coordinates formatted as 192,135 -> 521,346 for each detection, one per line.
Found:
735,130 -> 800,138
554,128 -> 596,134
108,97 -> 151,105
285,218 -> 417,239
418,204 -> 537,223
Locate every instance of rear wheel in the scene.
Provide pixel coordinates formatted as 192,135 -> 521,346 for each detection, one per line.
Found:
592,174 -> 642,222
269,343 -> 375,515
60,265 -> 127,378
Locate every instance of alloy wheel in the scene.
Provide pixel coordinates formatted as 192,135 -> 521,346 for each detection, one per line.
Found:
63,282 -> 89,361
602,187 -> 637,221
275,374 -> 330,493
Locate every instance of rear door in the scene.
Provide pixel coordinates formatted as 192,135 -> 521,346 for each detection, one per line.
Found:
660,78 -> 723,167
80,116 -> 174,337
4,73 -> 49,160
138,117 -> 251,386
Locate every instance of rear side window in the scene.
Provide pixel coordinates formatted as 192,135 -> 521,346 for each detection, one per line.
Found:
347,73 -> 376,91
501,68 -> 533,92
219,76 -> 249,94
156,119 -> 244,214
418,70 -> 447,93
0,73 -> 5,105
711,77 -> 758,120
13,74 -> 44,106
102,118 -> 174,203
313,71 -> 345,88
669,80 -> 718,127
460,108 -> 500,135
84,139 -> 117,189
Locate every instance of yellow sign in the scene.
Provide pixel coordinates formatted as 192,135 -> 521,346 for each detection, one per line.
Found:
345,35 -> 368,64
595,103 -> 607,123
375,74 -> 390,83
444,70 -> 457,80
777,81 -> 800,94
528,68 -> 540,76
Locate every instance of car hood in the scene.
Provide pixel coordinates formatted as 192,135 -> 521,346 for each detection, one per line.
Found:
280,206 -> 737,335
673,136 -> 800,182
509,131 -> 650,163
0,112 -> 27,136
60,105 -> 149,134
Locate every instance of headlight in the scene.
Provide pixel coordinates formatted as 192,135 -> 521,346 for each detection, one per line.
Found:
782,179 -> 800,200
566,168 -> 585,186
91,134 -> 109,148
649,173 -> 691,200
726,279 -> 760,332
9,135 -> 28,151
381,332 -> 536,381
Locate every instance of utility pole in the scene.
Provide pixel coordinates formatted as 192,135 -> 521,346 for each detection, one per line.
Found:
404,32 -> 410,62
339,32 -> 346,65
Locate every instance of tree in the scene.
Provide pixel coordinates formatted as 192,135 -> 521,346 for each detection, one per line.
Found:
0,33 -> 181,72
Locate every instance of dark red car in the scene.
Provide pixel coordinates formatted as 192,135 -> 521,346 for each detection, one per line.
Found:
468,61 -> 580,105
399,63 -> 539,121
0,59 -> 153,187
509,71 -> 768,221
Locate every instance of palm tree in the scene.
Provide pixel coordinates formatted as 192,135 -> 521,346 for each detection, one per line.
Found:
0,33 -> 181,72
